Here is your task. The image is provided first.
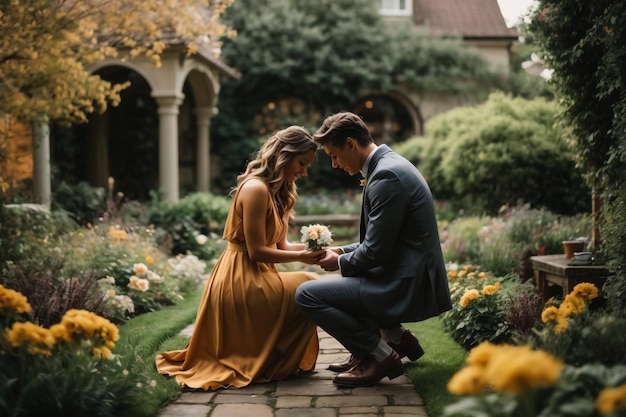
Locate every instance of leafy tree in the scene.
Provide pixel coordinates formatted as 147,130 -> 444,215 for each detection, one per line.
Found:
212,0 -> 504,190
414,92 -> 590,215
529,0 -> 626,310
0,0 -> 234,124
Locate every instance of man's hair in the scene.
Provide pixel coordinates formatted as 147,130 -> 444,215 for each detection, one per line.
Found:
313,112 -> 373,148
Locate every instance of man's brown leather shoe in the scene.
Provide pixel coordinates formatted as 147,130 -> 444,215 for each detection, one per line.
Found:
327,354 -> 358,372
388,330 -> 425,361
332,351 -> 403,387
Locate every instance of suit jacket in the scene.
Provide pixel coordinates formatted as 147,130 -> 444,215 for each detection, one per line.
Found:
339,145 -> 451,323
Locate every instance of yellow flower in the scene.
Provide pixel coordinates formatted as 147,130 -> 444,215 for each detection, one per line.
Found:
485,345 -> 563,393
460,289 -> 480,307
447,365 -> 487,395
447,270 -> 458,278
145,255 -> 155,265
478,272 -> 486,279
572,282 -> 599,301
553,316 -> 569,334
108,226 -> 128,240
50,309 -> 119,352
466,341 -> 498,368
0,284 -> 32,316
596,384 -> 626,415
92,346 -> 113,359
541,306 -> 559,323
562,293 -> 585,315
4,321 -> 55,355
482,284 -> 499,295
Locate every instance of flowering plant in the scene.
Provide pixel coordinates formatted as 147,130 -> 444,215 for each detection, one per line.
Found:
300,224 -> 333,250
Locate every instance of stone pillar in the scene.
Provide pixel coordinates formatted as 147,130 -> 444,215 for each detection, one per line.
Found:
194,106 -> 213,192
32,115 -> 51,207
153,94 -> 183,201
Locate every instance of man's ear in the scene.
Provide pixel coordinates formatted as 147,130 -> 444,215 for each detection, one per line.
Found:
346,137 -> 356,150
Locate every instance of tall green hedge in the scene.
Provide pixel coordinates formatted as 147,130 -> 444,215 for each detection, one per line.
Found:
408,92 -> 589,215
529,0 -> 626,310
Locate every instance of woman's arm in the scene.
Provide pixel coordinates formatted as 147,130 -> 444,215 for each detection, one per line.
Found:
239,179 -> 322,264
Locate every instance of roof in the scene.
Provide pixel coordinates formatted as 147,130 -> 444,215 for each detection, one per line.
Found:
413,0 -> 518,39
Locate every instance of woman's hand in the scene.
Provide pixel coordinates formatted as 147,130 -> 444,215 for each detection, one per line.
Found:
300,249 -> 325,265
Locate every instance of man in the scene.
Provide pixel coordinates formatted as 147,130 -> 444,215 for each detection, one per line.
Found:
295,112 -> 451,388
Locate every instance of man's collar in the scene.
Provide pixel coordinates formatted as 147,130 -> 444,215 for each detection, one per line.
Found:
360,144 -> 378,178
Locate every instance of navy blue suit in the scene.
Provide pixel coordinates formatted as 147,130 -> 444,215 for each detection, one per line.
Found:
296,145 -> 451,357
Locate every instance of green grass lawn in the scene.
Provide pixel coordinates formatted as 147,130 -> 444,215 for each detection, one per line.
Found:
117,287 -> 466,417
405,318 -> 468,417
115,288 -> 203,416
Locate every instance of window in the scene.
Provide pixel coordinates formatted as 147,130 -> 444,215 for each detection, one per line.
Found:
379,0 -> 412,16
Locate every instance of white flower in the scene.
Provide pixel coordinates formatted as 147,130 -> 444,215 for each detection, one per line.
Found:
98,276 -> 116,285
168,253 -> 207,284
146,270 -> 164,283
133,263 -> 148,276
195,234 -> 208,245
128,276 -> 150,292
115,295 -> 135,314
300,224 -> 333,250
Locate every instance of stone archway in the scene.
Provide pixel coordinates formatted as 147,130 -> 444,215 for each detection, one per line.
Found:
353,92 -> 423,144
36,48 -> 239,205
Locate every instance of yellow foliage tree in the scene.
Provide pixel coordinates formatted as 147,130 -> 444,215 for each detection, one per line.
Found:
0,0 -> 235,124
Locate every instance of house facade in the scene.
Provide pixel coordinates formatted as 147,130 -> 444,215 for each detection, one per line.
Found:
356,0 -> 518,143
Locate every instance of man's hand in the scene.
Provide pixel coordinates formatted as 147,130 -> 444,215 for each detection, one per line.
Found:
318,248 -> 340,271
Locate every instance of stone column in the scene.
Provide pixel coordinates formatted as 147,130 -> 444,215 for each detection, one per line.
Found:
32,115 -> 51,207
194,106 -> 213,192
153,94 -> 183,201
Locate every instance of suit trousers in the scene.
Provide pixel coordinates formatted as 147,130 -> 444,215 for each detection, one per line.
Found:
295,276 -> 399,359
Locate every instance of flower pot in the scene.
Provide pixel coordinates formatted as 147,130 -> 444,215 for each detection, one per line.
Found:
563,240 -> 585,260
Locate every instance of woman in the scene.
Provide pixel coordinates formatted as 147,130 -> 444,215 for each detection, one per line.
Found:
155,126 -> 323,390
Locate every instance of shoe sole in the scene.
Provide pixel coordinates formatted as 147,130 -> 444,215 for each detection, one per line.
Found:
403,345 -> 425,361
332,365 -> 404,388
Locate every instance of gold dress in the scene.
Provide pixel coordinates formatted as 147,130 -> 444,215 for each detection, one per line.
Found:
155,185 -> 319,390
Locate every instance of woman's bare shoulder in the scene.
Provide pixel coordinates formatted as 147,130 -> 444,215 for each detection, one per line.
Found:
238,178 -> 269,202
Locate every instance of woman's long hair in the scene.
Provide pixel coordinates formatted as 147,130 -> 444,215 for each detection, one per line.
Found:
236,126 -> 317,219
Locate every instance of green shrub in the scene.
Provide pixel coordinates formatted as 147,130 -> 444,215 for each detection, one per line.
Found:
442,265 -> 516,350
51,181 -> 106,226
147,192 -> 230,260
440,216 -> 491,264
0,203 -> 75,273
418,93 -> 591,216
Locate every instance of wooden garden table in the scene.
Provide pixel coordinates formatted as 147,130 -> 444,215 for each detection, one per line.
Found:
530,254 -> 609,302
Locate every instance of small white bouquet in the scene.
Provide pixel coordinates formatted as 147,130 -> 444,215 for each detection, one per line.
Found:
300,224 -> 333,250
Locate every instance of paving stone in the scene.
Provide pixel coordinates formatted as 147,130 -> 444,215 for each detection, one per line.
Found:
315,395 -> 388,408
383,405 -> 430,415
275,378 -> 344,396
212,393 -> 268,404
337,405 -> 380,414
276,408 -> 336,417
340,414 -> 378,417
275,395 -> 313,408
392,392 -> 425,406
158,326 -> 430,417
176,391 -> 216,404
211,403 -> 274,417
351,384 -> 418,397
158,403 -> 211,417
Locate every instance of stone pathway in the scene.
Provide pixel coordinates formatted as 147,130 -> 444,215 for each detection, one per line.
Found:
158,326 -> 429,417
